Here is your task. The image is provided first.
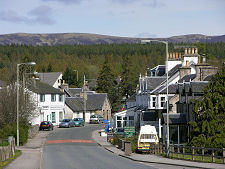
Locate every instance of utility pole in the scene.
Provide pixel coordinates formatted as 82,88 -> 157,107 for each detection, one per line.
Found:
83,75 -> 87,122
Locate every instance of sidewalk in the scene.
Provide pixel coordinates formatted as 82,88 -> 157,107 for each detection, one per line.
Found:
5,131 -> 49,169
92,130 -> 225,169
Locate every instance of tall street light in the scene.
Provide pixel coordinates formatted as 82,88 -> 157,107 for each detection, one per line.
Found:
73,70 -> 79,82
17,62 -> 36,147
141,39 -> 170,156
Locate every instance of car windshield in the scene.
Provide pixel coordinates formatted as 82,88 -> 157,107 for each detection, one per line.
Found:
91,115 -> 97,118
117,128 -> 124,132
62,119 -> 70,122
73,118 -> 79,121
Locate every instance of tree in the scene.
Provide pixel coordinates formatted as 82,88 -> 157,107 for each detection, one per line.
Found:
190,67 -> 225,148
62,67 -> 79,87
120,55 -> 137,100
96,56 -> 121,113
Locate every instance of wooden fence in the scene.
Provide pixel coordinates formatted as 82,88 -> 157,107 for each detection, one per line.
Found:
149,144 -> 225,163
0,137 -> 16,162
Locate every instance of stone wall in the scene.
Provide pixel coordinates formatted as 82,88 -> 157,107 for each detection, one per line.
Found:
28,124 -> 39,139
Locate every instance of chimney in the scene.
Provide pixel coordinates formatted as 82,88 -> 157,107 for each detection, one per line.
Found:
186,60 -> 189,67
182,60 -> 185,67
185,48 -> 187,54
179,64 -> 191,79
195,48 -> 198,54
188,48 -> 191,54
192,48 -> 194,54
179,53 -> 182,58
173,52 -> 175,59
169,53 -> 172,59
175,52 -> 178,59
202,55 -> 206,63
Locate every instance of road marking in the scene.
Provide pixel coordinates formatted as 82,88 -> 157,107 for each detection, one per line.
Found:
46,139 -> 95,144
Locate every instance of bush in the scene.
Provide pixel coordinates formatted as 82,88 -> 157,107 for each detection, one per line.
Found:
125,136 -> 138,153
0,122 -> 30,145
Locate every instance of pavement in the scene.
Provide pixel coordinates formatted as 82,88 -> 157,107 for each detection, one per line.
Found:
4,128 -> 225,169
92,130 -> 225,169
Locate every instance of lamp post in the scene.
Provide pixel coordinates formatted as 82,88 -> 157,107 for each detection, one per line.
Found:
17,62 -> 36,147
73,70 -> 78,82
141,39 -> 169,156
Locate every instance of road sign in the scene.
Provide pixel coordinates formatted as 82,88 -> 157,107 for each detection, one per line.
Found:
124,127 -> 135,137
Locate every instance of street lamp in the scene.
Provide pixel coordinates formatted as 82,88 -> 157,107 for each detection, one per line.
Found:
141,39 -> 170,156
73,70 -> 78,82
17,62 -> 36,147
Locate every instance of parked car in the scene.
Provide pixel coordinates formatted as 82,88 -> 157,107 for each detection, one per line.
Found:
59,119 -> 75,128
39,121 -> 54,131
90,114 -> 104,124
73,118 -> 85,127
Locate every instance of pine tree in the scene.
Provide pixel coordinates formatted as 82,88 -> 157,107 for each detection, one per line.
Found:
190,66 -> 225,148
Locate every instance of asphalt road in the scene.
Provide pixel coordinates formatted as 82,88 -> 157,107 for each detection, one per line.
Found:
42,124 -> 155,169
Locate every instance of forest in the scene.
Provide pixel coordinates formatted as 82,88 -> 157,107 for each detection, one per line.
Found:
0,42 -> 224,85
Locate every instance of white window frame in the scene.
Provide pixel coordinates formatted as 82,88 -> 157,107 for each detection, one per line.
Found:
40,94 -> 45,102
152,96 -> 156,108
51,94 -> 56,102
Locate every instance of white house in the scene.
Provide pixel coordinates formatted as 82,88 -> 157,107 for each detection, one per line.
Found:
28,81 -> 65,125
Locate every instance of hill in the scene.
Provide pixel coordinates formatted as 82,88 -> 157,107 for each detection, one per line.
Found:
0,33 -> 224,46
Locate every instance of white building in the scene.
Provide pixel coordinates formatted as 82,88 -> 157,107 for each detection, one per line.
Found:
28,81 -> 65,125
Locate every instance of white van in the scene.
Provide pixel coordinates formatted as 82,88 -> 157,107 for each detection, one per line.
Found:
137,125 -> 159,152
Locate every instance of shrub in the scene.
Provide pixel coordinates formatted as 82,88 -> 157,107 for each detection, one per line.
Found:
125,136 -> 138,153
0,122 -> 30,145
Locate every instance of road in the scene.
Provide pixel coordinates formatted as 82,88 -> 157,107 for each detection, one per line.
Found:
42,124 -> 197,169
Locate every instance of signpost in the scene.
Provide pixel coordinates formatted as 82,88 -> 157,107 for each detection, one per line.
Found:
124,127 -> 135,137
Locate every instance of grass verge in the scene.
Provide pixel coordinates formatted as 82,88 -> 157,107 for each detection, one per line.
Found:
0,150 -> 21,168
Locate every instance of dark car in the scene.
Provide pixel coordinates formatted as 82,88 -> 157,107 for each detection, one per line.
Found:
59,119 -> 75,128
73,118 -> 85,127
39,121 -> 54,131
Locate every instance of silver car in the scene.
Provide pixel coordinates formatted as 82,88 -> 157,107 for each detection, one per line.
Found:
59,119 -> 75,128
90,114 -> 104,124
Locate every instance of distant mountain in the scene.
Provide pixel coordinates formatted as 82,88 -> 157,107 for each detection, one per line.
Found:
0,33 -> 224,46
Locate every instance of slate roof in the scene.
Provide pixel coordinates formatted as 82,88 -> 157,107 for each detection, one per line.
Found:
65,93 -> 108,112
178,74 -> 196,83
190,82 -> 208,93
203,75 -> 213,81
158,84 -> 177,94
27,81 -> 63,94
127,94 -> 136,102
67,88 -> 82,97
38,72 -> 62,86
163,113 -> 187,125
144,77 -> 166,91
168,64 -> 182,77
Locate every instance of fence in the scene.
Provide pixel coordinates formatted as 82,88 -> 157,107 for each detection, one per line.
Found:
169,145 -> 225,163
0,137 -> 16,163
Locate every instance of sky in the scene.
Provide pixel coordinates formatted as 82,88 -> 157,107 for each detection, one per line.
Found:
0,0 -> 224,38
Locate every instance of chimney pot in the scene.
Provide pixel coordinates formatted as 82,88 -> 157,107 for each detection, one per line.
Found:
182,60 -> 185,67
188,48 -> 191,54
192,48 -> 194,54
185,48 -> 187,54
195,48 -> 198,54
175,52 -> 178,59
173,52 -> 175,59
186,60 -> 189,67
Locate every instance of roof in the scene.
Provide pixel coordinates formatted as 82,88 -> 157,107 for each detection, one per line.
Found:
65,93 -> 108,112
190,81 -> 208,93
203,75 -> 213,81
158,84 -> 177,94
67,88 -> 82,97
163,113 -> 187,125
178,74 -> 196,83
38,72 -> 62,86
168,64 -> 182,77
126,94 -> 136,102
27,81 -> 63,94
144,77 -> 166,91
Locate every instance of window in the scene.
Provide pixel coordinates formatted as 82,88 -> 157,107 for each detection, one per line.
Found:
59,94 -> 63,102
51,94 -> 56,102
40,94 -> 45,102
160,97 -> 165,108
152,97 -> 156,108
52,112 -> 56,123
117,116 -> 122,120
